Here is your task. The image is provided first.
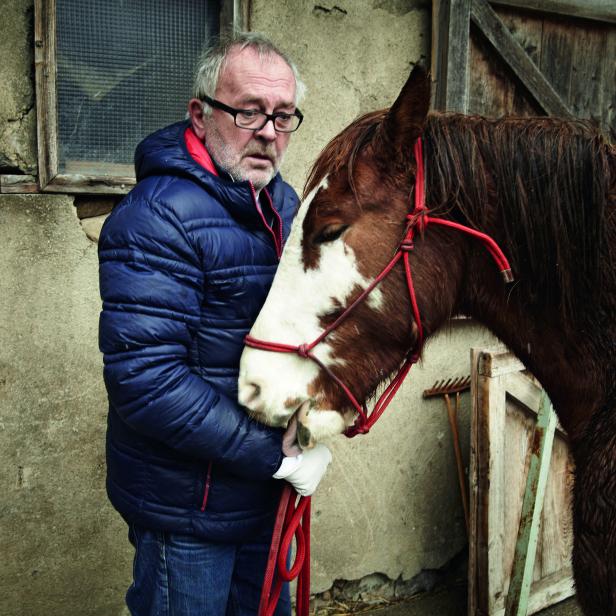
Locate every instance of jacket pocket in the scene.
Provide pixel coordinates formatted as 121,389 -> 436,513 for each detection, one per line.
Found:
200,461 -> 213,511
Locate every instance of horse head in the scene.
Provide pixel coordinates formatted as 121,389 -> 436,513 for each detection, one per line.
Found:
238,66 -> 468,446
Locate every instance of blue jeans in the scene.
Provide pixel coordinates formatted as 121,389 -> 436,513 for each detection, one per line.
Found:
126,524 -> 291,616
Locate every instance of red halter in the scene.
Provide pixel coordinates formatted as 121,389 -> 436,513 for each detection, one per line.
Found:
244,137 -> 513,437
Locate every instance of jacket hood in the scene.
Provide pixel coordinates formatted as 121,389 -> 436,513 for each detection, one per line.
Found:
134,121 -> 291,228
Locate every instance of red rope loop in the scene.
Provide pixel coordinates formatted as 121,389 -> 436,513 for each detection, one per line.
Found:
258,487 -> 311,616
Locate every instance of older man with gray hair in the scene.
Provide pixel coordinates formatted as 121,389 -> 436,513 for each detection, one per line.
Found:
98,32 -> 332,616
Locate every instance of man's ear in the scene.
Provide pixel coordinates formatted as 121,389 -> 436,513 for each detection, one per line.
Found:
188,99 -> 207,139
377,65 -> 431,160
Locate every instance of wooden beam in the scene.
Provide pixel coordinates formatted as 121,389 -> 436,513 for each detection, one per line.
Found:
432,0 -> 471,112
0,175 -> 39,194
34,0 -> 58,190
43,173 -> 134,194
492,0 -> 616,24
471,0 -> 574,117
505,393 -> 558,615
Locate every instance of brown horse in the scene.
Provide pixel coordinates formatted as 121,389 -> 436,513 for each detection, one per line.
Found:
239,66 -> 616,615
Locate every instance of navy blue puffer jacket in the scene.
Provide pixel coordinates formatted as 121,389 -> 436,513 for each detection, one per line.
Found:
98,121 -> 299,542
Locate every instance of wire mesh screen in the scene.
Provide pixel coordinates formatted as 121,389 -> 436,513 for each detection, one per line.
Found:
56,0 -> 220,175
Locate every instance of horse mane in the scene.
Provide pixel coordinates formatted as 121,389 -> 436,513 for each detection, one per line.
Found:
304,109 -> 388,199
423,114 -> 615,326
304,109 -> 615,328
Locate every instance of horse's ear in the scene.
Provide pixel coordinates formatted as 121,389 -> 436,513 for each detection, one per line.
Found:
378,64 -> 431,160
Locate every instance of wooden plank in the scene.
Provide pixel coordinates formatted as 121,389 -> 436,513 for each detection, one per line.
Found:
504,371 -> 541,412
569,23 -> 608,124
496,7 -> 544,116
603,28 -> 616,136
470,347 -> 504,613
486,373 -> 508,613
469,25 -> 516,117
470,349 -> 575,615
492,0 -> 616,24
470,0 -> 573,117
34,0 -> 58,190
432,0 -> 471,112
538,437 -> 574,579
469,348 -> 481,616
539,17 -> 576,107
478,348 -> 525,377
44,173 -> 134,194
505,393 -> 557,616
0,175 -> 39,194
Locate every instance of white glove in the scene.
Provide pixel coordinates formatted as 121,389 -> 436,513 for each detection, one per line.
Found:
273,444 -> 332,496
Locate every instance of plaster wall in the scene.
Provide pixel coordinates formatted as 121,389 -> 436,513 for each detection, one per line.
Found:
1,1 -> 502,614
0,195 -> 132,616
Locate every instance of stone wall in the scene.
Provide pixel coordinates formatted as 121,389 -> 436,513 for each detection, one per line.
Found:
0,0 -> 37,174
0,1 -> 502,614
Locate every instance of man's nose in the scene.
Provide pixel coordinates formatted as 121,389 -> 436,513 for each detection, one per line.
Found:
254,119 -> 278,141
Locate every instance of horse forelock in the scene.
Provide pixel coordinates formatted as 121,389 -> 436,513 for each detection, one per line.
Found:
423,113 -> 615,328
303,109 -> 388,200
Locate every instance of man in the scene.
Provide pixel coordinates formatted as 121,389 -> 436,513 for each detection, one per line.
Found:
98,32 -> 332,616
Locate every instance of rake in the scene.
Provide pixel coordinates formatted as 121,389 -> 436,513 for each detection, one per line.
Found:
423,375 -> 472,534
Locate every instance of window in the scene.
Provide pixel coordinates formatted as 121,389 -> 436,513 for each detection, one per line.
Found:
35,0 -> 241,193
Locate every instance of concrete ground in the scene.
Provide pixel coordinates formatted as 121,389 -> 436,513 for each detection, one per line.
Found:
360,585 -> 582,616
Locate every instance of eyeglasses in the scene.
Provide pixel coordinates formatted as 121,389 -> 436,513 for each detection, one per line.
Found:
202,95 -> 303,133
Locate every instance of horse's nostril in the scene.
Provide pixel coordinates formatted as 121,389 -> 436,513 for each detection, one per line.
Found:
239,382 -> 261,408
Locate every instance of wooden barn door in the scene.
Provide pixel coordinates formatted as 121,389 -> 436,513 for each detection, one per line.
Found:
431,0 -> 616,137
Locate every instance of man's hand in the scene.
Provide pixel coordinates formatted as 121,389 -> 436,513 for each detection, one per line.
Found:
281,413 -> 302,457
273,444 -> 332,496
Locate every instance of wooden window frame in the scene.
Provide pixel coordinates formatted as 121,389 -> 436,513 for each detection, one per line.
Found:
431,0 -> 616,114
34,0 -> 247,194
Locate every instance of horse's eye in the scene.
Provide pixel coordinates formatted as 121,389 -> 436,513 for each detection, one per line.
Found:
314,224 -> 349,245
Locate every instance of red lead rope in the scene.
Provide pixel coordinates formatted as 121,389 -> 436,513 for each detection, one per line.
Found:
252,138 -> 513,616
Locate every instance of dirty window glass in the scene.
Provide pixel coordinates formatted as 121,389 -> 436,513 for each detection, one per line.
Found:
56,0 -> 219,176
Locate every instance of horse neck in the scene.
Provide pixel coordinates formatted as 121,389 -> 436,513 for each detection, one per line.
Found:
460,245 -> 607,441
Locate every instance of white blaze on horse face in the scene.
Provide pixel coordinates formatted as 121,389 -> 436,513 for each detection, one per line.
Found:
239,176 -> 383,431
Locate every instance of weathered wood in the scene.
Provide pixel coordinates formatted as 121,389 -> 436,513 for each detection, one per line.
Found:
505,393 -> 557,616
469,27 -> 513,117
470,6 -> 544,117
432,0 -> 471,112
34,0 -> 58,190
539,17 -> 576,107
498,8 -> 544,116
469,348 -> 575,615
469,348 -> 497,614
220,0 -> 247,33
492,0 -> 616,25
43,173 -> 134,194
569,23 -> 608,123
478,347 -> 525,377
0,175 -> 39,194
603,28 -> 616,136
471,0 -> 573,117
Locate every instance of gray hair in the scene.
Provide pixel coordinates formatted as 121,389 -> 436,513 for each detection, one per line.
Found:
194,31 -> 306,114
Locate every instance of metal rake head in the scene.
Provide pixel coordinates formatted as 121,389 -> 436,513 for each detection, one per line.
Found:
422,375 -> 471,398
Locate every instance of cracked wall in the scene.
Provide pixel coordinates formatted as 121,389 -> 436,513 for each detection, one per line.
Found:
0,0 -> 37,174
251,0 -> 431,194
0,195 -> 132,616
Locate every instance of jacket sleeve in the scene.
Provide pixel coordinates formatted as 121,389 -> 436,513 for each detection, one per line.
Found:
98,193 -> 283,480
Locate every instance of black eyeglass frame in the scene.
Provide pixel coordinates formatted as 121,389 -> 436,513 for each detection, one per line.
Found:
201,95 -> 303,133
